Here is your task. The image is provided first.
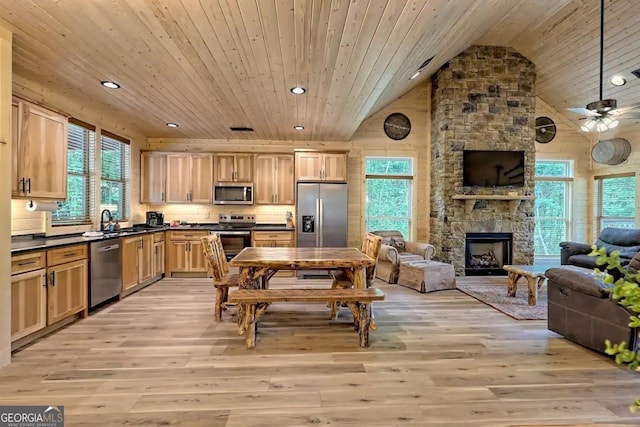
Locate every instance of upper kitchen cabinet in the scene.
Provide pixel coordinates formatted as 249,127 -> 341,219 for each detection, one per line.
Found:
255,154 -> 294,205
295,151 -> 347,182
12,99 -> 68,199
215,154 -> 253,182
140,152 -> 166,203
166,153 -> 213,203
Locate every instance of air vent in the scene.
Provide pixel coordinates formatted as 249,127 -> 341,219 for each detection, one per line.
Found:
229,127 -> 254,132
632,68 -> 640,79
418,56 -> 435,70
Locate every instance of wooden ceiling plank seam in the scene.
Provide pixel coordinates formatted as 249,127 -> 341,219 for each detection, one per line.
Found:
291,0 -> 311,138
363,0 -> 529,131
273,0 -> 301,141
198,0 -> 275,139
338,0 -> 442,137
170,0 -> 252,127
321,0 -> 412,139
132,0 -> 241,136
3,0 -> 190,136
218,0 -> 281,139
318,0 -> 390,138
301,0 -> 333,140
254,0 -> 291,141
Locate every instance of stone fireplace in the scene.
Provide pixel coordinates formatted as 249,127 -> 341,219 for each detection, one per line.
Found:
429,45 -> 536,275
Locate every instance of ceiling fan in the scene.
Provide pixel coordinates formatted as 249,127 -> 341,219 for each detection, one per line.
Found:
565,0 -> 640,132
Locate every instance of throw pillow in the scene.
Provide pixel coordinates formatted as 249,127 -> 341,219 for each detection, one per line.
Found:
380,236 -> 394,246
391,237 -> 405,251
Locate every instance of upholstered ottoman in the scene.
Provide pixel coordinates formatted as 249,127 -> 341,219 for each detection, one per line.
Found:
397,260 -> 456,293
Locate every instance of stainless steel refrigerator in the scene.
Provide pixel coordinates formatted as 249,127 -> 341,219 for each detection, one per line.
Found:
296,182 -> 348,278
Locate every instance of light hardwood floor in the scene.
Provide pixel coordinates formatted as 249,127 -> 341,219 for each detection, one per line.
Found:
1,276 -> 639,426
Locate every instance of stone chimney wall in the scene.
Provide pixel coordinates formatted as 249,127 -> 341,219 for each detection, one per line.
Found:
429,46 -> 536,275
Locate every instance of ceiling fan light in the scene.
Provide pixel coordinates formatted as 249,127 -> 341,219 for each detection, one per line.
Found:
602,116 -> 613,126
596,120 -> 609,132
581,120 -> 595,132
609,119 -> 619,128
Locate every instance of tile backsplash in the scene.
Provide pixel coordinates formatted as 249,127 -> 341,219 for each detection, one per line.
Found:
10,200 -> 44,235
147,203 -> 295,225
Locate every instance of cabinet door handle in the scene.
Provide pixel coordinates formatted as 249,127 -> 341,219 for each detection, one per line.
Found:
155,246 -> 158,255
43,273 -> 48,288
161,192 -> 165,202
63,252 -> 77,257
18,260 -> 37,266
275,193 -> 278,203
20,177 -> 25,193
50,272 -> 56,287
26,177 -> 31,193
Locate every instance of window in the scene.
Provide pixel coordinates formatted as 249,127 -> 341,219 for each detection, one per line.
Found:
534,161 -> 572,257
595,174 -> 636,230
365,157 -> 413,238
100,130 -> 131,221
52,119 -> 95,226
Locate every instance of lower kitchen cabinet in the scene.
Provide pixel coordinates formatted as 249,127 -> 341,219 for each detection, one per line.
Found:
11,244 -> 88,346
252,231 -> 295,276
121,234 -> 155,293
11,268 -> 47,341
166,231 -> 208,276
153,232 -> 165,277
47,259 -> 87,325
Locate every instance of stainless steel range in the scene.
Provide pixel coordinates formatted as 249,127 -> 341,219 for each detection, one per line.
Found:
211,214 -> 255,259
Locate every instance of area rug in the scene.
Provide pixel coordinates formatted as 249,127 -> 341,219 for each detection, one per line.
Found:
457,282 -> 547,320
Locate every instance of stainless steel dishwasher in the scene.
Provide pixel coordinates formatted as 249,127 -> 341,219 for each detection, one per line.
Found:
90,239 -> 122,309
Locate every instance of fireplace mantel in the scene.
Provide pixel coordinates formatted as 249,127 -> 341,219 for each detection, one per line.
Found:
452,195 -> 535,215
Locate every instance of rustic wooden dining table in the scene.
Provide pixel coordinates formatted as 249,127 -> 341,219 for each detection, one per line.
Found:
229,247 -> 375,289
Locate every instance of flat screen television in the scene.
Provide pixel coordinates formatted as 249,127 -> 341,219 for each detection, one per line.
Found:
463,150 -> 525,187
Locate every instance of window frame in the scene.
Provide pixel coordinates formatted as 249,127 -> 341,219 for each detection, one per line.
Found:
364,156 -> 415,239
594,172 -> 636,231
100,130 -> 131,222
533,160 -> 573,258
51,118 -> 95,227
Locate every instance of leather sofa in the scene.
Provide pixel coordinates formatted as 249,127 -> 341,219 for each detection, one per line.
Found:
371,230 -> 436,284
560,227 -> 640,274
546,252 -> 640,354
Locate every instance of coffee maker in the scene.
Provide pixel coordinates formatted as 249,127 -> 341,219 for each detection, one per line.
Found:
145,211 -> 164,227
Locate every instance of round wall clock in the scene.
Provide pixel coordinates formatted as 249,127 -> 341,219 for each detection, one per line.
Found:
383,113 -> 411,140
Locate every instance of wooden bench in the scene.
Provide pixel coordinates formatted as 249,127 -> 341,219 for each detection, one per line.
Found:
227,288 -> 385,349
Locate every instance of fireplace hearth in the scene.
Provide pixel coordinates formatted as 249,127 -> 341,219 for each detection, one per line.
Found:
465,232 -> 513,276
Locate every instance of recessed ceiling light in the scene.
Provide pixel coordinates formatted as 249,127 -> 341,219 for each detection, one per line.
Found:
166,123 -> 179,128
610,75 -> 626,86
409,71 -> 421,80
293,125 -> 304,130
101,80 -> 120,89
290,86 -> 306,95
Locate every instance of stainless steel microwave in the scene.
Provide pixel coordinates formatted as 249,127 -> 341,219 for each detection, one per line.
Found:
213,183 -> 254,205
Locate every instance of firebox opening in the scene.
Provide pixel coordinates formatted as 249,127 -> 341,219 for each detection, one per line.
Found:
465,232 -> 512,276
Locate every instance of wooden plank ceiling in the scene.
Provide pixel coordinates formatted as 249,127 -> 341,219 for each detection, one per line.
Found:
1,0 -> 638,141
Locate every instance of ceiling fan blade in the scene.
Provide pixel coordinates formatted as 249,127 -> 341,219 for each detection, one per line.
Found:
534,117 -> 586,129
610,103 -> 640,116
568,107 -> 601,117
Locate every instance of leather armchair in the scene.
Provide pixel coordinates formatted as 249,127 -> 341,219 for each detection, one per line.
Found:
371,230 -> 436,284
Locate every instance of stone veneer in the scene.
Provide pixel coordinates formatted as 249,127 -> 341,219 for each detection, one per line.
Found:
429,45 -> 536,275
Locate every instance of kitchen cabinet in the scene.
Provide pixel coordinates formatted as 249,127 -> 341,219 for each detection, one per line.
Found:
166,231 -> 208,276
166,153 -> 213,203
12,99 -> 68,199
153,232 -> 165,277
252,231 -> 295,248
255,154 -> 294,205
121,234 -> 154,292
46,244 -> 88,326
295,151 -> 347,182
252,231 -> 295,276
140,151 -> 166,203
215,154 -> 253,182
11,251 -> 47,342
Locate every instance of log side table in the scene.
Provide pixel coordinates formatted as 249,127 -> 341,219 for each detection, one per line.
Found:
503,264 -> 547,306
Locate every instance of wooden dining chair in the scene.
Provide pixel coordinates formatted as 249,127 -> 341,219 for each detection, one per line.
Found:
328,233 -> 382,319
201,233 -> 240,321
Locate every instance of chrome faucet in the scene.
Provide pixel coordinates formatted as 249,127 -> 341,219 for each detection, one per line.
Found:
100,209 -> 113,231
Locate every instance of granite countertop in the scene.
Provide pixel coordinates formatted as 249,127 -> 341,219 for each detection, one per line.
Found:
11,223 -> 295,254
